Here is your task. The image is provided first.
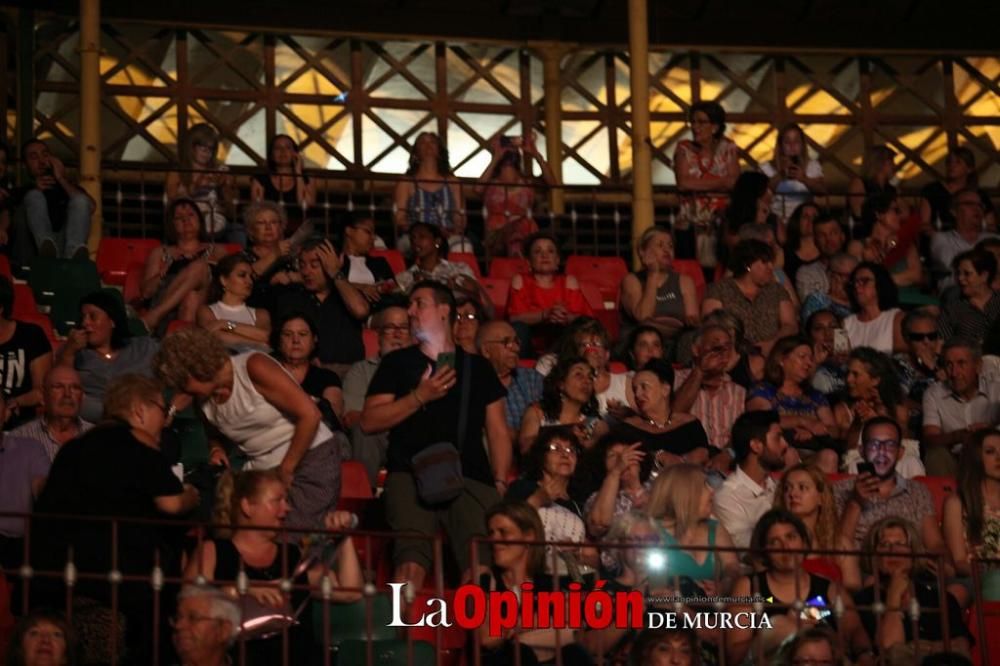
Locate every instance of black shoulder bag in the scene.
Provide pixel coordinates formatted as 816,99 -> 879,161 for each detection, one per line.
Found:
411,354 -> 472,505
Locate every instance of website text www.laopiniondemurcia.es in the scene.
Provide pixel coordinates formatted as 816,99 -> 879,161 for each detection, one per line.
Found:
386,582 -> 774,637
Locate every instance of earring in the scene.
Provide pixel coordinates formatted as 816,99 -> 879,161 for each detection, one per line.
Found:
745,266 -> 751,272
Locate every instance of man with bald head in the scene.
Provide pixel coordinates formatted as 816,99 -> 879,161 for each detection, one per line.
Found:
11,365 -> 92,461
477,320 -> 543,438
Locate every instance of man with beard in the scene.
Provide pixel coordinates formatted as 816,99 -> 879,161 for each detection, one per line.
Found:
712,410 -> 788,549
834,416 -> 943,553
795,216 -> 847,301
361,280 -> 511,593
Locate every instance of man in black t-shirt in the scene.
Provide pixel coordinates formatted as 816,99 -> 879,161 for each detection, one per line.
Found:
362,280 -> 512,591
273,237 -> 370,377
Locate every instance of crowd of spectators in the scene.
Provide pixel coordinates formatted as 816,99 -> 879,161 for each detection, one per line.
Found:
0,112 -> 998,666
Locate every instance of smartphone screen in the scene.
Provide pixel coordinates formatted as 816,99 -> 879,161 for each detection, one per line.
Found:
436,351 -> 456,371
800,595 -> 831,621
833,328 -> 850,355
857,461 -> 876,476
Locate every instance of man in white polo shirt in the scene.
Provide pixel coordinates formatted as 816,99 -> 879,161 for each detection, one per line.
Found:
712,409 -> 789,549
922,338 -> 1000,476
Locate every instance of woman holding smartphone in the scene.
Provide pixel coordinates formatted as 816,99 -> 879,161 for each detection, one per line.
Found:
726,509 -> 874,665
760,124 -> 826,227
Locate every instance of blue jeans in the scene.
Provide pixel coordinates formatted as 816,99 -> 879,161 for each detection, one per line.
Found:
22,189 -> 92,257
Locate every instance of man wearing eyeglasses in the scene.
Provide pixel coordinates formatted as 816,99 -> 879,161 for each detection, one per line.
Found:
477,319 -> 543,439
342,306 -> 411,488
834,417 -> 944,556
171,585 -> 240,666
921,338 -> 1000,476
931,188 -> 997,290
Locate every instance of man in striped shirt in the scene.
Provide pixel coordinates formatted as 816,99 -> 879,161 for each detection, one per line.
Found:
673,324 -> 746,473
10,366 -> 93,461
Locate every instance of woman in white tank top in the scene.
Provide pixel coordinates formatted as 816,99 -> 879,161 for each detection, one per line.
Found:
842,262 -> 904,355
196,253 -> 272,352
155,328 -> 339,532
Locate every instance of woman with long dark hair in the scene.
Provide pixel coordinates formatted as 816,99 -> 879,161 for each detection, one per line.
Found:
943,429 -> 1000,600
722,171 -> 776,252
392,132 -> 467,250
196,253 -> 271,352
782,202 -> 821,284
518,356 -> 606,453
250,133 -> 316,235
843,261 -> 905,354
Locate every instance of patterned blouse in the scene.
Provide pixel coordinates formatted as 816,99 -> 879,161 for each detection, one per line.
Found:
705,278 -> 790,345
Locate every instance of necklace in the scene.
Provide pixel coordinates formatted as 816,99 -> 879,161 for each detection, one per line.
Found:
647,411 -> 673,429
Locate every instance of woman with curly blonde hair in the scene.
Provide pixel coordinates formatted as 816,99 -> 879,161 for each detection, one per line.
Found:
774,464 -> 860,589
154,327 -> 340,532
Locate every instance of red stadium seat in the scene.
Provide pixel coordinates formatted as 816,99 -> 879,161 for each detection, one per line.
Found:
0,255 -> 12,280
363,328 -> 378,359
0,572 -> 14,662
566,254 -> 628,305
518,358 -> 537,369
914,475 -> 957,522
12,283 -> 38,318
370,249 -> 406,275
221,243 -> 245,256
448,252 -> 482,279
166,319 -> 192,335
609,361 -> 627,374
480,277 -> 510,319
967,601 -> 1000,666
341,461 -> 373,499
96,237 -> 160,286
489,256 -> 529,280
673,258 -> 707,302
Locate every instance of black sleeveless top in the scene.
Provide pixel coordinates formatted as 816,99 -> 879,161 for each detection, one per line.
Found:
613,419 -> 711,457
752,571 -> 836,628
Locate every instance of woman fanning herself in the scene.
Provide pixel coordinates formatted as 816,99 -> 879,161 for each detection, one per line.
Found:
197,253 -> 271,353
617,359 -> 711,468
185,469 -> 362,666
155,327 -> 340,532
725,509 -> 874,665
519,356 -> 606,453
746,335 -> 839,473
774,464 -> 860,589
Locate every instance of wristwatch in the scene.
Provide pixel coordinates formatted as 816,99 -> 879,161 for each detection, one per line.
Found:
225,320 -> 237,332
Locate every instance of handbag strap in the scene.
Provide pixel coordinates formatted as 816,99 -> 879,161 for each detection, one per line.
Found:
455,352 -> 472,451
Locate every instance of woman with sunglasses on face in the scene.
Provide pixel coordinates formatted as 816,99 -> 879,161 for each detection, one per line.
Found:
197,253 -> 271,353
507,427 -> 600,575
843,261 -> 905,355
165,123 -> 243,244
519,357 -> 607,454
250,133 -> 316,236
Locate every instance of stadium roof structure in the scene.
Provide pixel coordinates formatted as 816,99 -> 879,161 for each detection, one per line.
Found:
14,0 -> 1000,53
